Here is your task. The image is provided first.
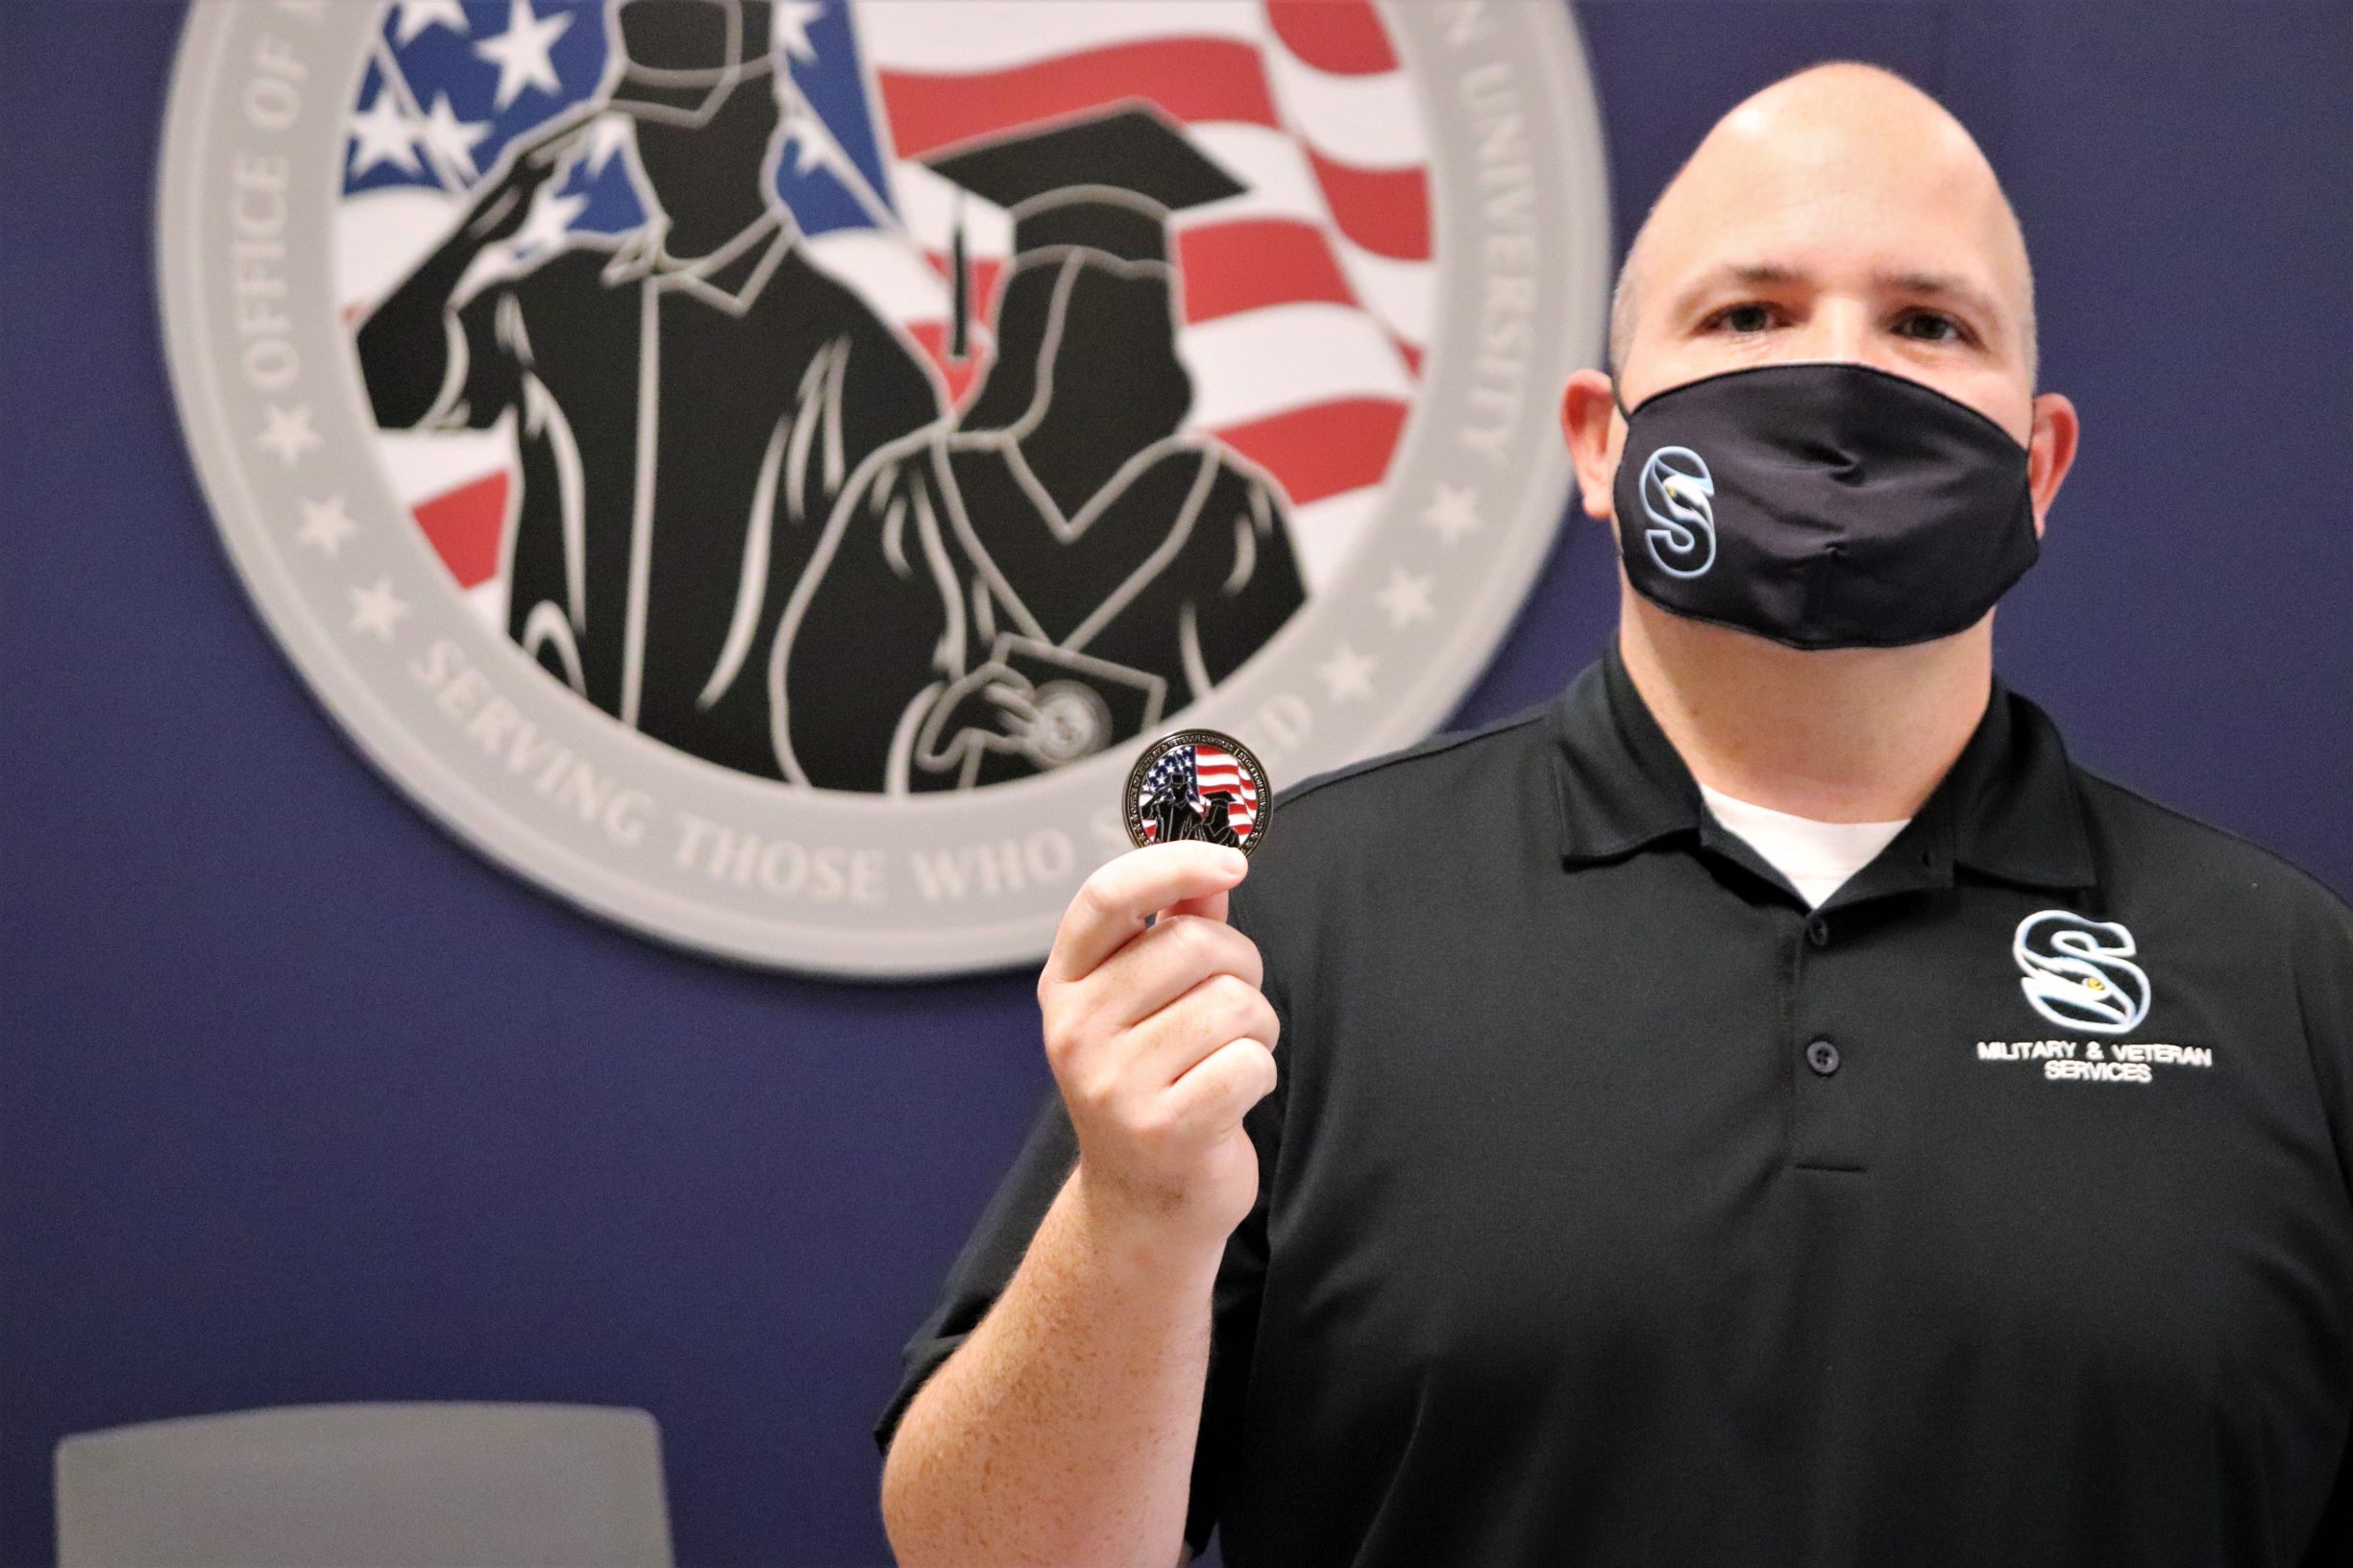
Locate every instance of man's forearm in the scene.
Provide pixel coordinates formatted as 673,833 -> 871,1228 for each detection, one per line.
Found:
880,1165 -> 1227,1568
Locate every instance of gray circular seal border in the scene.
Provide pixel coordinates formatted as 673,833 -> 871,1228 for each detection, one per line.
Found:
155,1 -> 1610,979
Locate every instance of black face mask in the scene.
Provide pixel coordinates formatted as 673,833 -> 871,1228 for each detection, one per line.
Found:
1609,361 -> 2039,650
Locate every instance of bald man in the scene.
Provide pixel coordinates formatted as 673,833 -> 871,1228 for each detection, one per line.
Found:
873,62 -> 2353,1567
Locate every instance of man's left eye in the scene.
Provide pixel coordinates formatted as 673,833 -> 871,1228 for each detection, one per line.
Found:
1895,311 -> 1966,343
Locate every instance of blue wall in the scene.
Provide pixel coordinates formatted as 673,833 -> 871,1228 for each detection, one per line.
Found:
5,3 -> 2348,1563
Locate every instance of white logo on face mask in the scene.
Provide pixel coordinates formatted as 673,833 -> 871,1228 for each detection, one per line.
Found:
2013,911 -> 2152,1035
1638,445 -> 1716,578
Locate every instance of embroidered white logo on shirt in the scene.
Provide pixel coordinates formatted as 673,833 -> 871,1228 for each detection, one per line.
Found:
2012,910 -> 2152,1035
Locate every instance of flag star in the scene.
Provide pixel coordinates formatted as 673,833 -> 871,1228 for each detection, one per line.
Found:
257,403 -> 320,467
296,495 -> 358,557
1420,483 -> 1484,545
582,114 -> 632,175
418,92 -> 492,183
347,89 -> 422,178
1316,642 -> 1376,702
510,188 -> 586,257
474,0 -> 573,111
1374,566 -> 1436,629
349,577 -> 413,642
393,0 -> 469,45
772,0 -> 826,63
781,105 -> 833,176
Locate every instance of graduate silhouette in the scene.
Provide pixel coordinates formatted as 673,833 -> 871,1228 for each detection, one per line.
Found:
774,105 -> 1308,793
356,0 -> 941,780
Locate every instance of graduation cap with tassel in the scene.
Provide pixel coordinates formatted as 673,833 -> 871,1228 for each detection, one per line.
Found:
925,104 -> 1247,361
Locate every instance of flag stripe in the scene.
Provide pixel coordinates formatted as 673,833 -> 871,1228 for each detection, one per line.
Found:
1265,42 -> 1427,167
849,0 -> 1267,73
1176,219 -> 1356,321
1213,397 -> 1409,507
1181,302 -> 1413,429
1303,147 -> 1432,261
875,39 -> 1280,160
919,221 -> 1359,331
1265,0 -> 1398,75
413,471 -> 509,591
1196,743 -> 1259,832
1330,231 -> 1434,345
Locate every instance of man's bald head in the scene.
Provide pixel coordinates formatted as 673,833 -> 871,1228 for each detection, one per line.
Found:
1607,61 -> 2037,392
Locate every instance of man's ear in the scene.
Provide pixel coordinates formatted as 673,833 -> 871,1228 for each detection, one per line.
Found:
2025,391 -> 2079,540
1560,369 -> 1624,524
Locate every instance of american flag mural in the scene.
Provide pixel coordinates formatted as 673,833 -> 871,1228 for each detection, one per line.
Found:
336,0 -> 1434,624
1139,741 -> 1261,845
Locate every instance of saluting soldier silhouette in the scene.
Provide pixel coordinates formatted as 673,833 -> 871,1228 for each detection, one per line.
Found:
1146,782 -> 1196,849
356,0 -> 940,780
772,105 -> 1309,794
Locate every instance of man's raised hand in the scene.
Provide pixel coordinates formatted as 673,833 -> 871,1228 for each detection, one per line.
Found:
1039,843 -> 1280,1251
459,107 -> 597,247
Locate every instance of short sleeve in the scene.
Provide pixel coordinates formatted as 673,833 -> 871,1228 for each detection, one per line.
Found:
870,939 -> 1288,1561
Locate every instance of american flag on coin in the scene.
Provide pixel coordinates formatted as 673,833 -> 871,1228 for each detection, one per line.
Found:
1126,730 -> 1271,857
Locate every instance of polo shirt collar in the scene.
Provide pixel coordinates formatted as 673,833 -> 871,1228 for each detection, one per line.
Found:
1550,639 -> 2097,896
1549,641 -> 1705,865
1934,672 -> 2100,893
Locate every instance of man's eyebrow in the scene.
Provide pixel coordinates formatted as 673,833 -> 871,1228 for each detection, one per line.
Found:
1663,262 -> 1804,321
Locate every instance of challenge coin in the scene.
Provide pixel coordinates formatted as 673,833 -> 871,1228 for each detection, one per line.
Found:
1123,729 -> 1272,857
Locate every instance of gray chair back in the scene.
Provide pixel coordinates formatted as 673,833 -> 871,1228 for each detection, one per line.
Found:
55,1402 -> 674,1567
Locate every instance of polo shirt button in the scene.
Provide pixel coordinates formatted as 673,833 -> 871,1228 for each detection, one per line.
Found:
1807,915 -> 1830,946
1805,1039 -> 1842,1076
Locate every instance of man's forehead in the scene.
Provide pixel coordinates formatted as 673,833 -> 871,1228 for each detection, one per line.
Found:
1649,125 -> 2018,274
1620,67 -> 2033,345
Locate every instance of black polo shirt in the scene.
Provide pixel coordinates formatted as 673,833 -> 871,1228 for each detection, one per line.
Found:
874,644 -> 2353,1566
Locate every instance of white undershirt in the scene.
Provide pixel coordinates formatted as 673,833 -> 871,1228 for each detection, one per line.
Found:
1697,782 -> 1912,910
